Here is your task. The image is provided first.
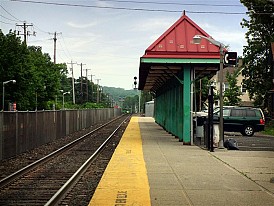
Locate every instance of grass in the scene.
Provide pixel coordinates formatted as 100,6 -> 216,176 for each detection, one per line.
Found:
262,122 -> 274,136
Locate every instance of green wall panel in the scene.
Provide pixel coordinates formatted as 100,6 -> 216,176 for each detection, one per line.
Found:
154,66 -> 191,144
182,65 -> 191,144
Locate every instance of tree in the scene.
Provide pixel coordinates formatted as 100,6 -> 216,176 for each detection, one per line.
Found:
140,91 -> 153,113
194,76 -> 215,111
0,30 -> 30,110
223,69 -> 242,106
27,46 -> 64,110
122,95 -> 139,113
1,29 -> 138,110
240,0 -> 274,111
0,30 -> 65,110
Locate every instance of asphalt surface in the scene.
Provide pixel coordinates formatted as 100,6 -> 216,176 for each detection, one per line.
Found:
224,132 -> 274,151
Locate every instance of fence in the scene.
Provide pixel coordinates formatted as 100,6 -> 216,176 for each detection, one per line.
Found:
0,108 -> 122,160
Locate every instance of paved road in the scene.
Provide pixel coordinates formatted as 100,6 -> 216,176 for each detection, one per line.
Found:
224,132 -> 274,151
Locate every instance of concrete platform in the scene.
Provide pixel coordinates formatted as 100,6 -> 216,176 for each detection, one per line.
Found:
89,117 -> 274,206
89,116 -> 150,205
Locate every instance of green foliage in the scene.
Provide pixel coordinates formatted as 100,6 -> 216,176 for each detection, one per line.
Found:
28,46 -> 64,110
0,30 -> 66,110
103,86 -> 151,112
194,76 -> 215,111
262,121 -> 274,136
0,30 -> 29,110
122,95 -> 139,113
140,91 -> 153,113
64,102 -> 106,109
0,30 -> 148,111
223,69 -> 242,106
240,0 -> 274,111
103,86 -> 140,102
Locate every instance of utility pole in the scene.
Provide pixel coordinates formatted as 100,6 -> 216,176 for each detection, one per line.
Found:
89,74 -> 95,102
78,63 -> 86,103
84,68 -> 91,102
67,61 -> 77,104
89,74 -> 95,83
16,22 -> 35,44
95,79 -> 101,103
49,32 -> 61,64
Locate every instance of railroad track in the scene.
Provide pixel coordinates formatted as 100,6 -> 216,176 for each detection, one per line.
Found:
0,114 -> 130,205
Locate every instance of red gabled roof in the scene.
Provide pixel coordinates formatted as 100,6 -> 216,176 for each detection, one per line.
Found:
143,13 -> 220,59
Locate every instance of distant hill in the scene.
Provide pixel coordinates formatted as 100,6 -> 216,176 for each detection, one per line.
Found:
103,86 -> 139,102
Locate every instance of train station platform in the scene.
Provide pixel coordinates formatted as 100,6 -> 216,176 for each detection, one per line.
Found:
89,117 -> 274,206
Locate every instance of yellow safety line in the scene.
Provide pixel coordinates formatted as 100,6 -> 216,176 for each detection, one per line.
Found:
89,116 -> 151,206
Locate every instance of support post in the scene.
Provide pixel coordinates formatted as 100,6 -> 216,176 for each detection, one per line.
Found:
182,66 -> 191,144
208,86 -> 214,152
218,47 -> 224,148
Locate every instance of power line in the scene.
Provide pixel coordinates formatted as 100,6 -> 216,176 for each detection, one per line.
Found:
60,34 -> 72,60
0,14 -> 19,22
0,5 -> 23,22
0,20 -> 14,25
1,3 -> 50,34
10,0 -> 248,14
32,24 -> 49,34
16,22 -> 36,44
57,39 -> 71,61
97,0 -> 244,7
8,0 -> 274,15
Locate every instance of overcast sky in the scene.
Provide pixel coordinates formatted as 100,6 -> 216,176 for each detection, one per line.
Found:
1,0 -> 248,90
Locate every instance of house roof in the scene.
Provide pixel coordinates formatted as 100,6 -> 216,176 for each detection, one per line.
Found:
142,12 -> 220,59
139,12 -> 221,91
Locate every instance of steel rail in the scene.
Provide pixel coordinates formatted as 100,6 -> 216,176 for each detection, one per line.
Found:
0,115 -> 126,189
45,115 -> 131,206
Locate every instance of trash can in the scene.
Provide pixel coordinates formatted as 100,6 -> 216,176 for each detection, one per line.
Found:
196,116 -> 205,138
194,112 -> 207,146
213,119 -> 220,147
204,116 -> 220,149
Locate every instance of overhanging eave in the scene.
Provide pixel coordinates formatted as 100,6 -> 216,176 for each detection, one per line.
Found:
138,57 -> 220,91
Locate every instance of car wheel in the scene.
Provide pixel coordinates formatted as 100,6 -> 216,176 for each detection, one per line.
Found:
243,125 -> 254,136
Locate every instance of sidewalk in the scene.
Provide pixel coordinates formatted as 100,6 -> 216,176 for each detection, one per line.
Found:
139,117 -> 274,206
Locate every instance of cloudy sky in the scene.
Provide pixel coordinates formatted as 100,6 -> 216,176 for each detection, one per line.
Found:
1,0 -> 248,90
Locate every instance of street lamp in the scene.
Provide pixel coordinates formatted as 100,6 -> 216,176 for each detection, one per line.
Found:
2,80 -> 16,111
193,34 -> 225,148
62,91 -> 70,110
55,90 -> 64,110
99,86 -> 103,103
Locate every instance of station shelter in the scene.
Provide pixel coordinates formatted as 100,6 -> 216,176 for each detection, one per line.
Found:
138,12 -> 221,144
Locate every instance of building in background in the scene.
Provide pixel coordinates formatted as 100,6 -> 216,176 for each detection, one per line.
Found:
145,100 -> 154,117
211,59 -> 253,107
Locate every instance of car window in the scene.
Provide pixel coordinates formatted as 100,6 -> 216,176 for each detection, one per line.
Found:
231,109 -> 246,117
213,107 -> 220,113
246,110 -> 256,117
254,109 -> 263,118
223,109 -> 230,116
214,108 -> 230,116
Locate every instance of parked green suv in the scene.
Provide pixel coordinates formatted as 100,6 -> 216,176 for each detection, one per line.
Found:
214,107 -> 265,136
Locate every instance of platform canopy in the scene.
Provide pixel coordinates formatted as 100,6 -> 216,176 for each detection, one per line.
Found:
139,12 -> 221,91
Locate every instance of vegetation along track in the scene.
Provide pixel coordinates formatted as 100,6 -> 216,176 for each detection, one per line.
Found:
0,114 -> 131,205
